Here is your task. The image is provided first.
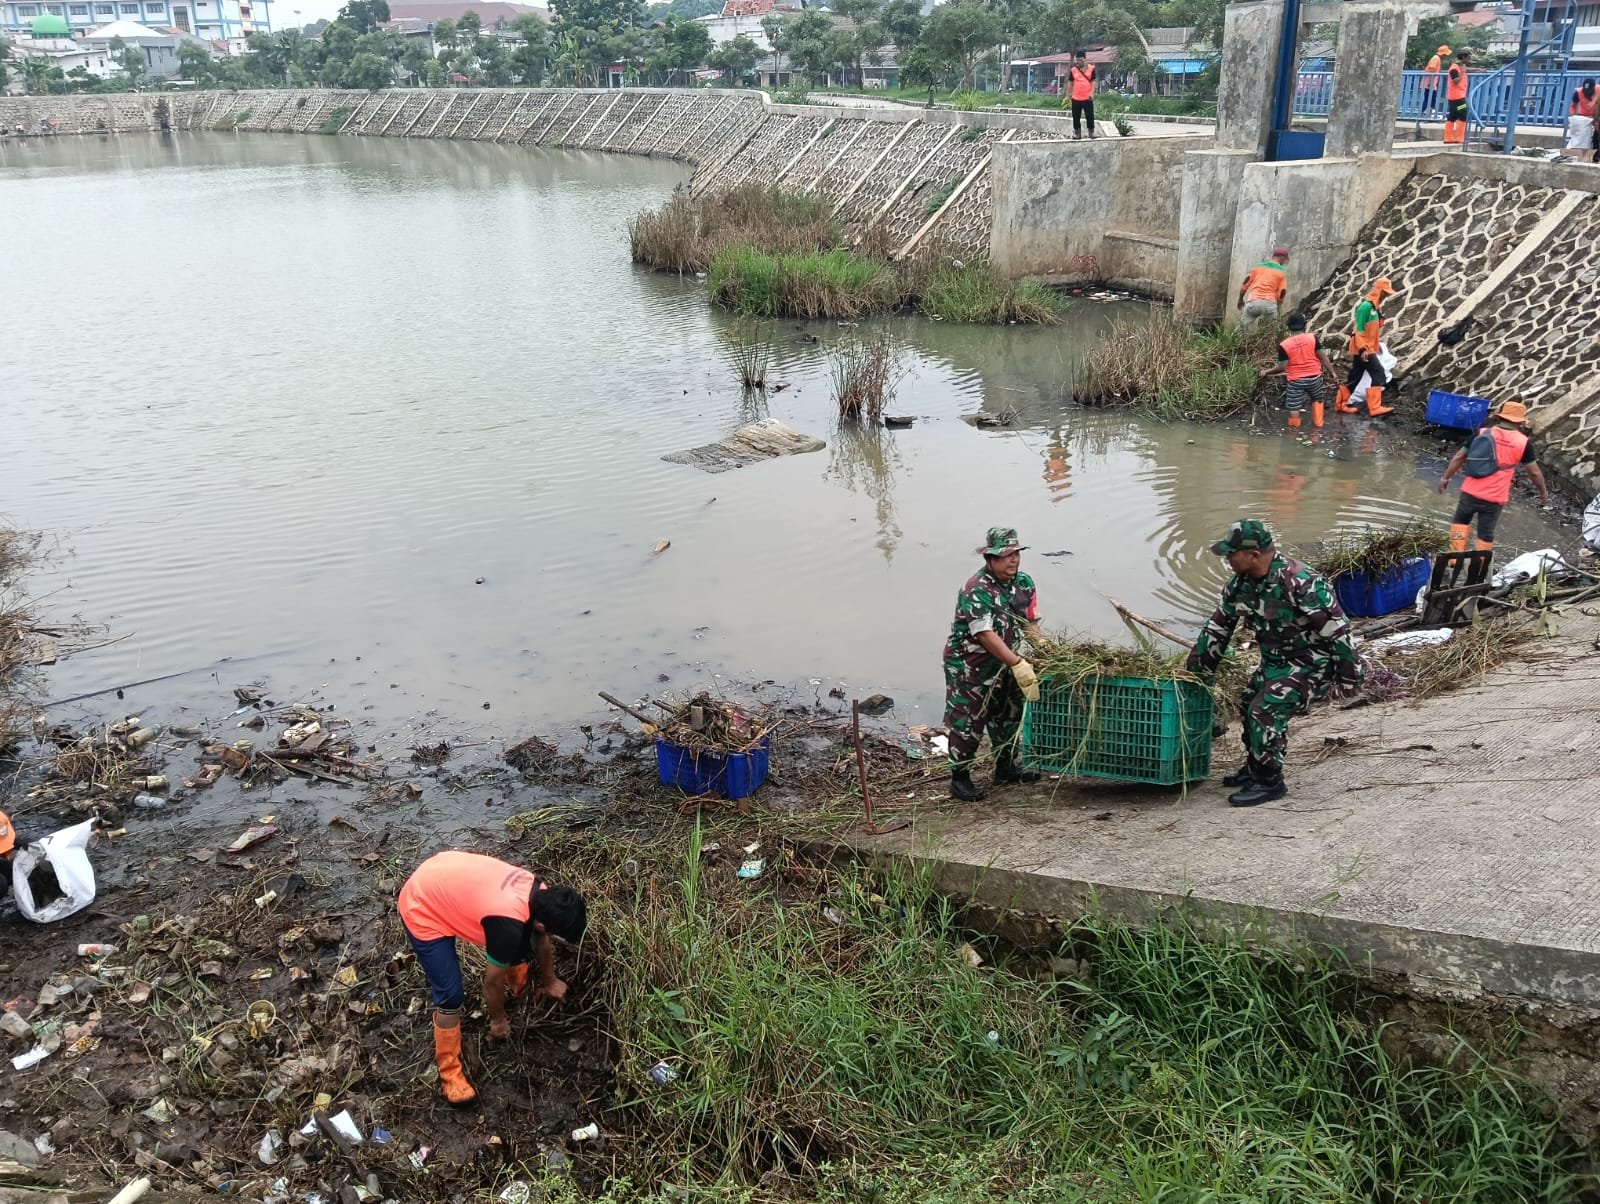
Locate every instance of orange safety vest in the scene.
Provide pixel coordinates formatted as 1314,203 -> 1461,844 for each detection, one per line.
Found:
1574,88 -> 1599,117
1447,63 -> 1469,101
1069,64 -> 1095,101
1424,54 -> 1443,78
1279,332 -> 1322,381
1241,261 -> 1287,304
1461,426 -> 1529,506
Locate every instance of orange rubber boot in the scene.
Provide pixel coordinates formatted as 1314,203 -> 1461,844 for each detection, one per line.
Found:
1365,387 -> 1393,417
433,1017 -> 478,1106
1312,400 -> 1325,429
1287,411 -> 1302,429
505,964 -> 531,1000
1474,539 -> 1494,553
1449,523 -> 1470,553
1334,385 -> 1356,414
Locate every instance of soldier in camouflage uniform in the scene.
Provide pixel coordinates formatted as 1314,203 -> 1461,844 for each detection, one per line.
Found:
942,527 -> 1043,802
1186,520 -> 1362,807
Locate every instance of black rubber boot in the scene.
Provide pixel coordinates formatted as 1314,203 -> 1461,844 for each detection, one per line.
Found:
993,755 -> 1041,785
1228,774 -> 1287,807
1221,763 -> 1257,788
950,768 -> 985,802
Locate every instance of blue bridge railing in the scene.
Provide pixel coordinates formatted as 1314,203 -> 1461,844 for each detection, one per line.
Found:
1293,67 -> 1592,128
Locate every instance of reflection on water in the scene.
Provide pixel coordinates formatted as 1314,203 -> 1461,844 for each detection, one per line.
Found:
0,132 -> 1569,737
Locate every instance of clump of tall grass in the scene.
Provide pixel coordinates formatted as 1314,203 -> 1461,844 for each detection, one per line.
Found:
829,326 -> 901,420
916,258 -> 1060,325
537,826 -> 1577,1200
721,317 -> 772,390
1078,306 -> 1279,420
629,183 -> 840,275
709,247 -> 899,320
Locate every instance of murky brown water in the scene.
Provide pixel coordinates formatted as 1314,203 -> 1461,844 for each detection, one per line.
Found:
0,132 -> 1568,741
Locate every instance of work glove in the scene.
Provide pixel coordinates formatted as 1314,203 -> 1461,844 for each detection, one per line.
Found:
1011,659 -> 1040,703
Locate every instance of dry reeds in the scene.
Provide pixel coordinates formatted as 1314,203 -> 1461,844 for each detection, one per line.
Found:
629,183 -> 840,275
1363,617 -> 1542,703
1309,523 -> 1450,581
722,317 -> 773,390
1078,307 -> 1279,420
830,326 -> 902,421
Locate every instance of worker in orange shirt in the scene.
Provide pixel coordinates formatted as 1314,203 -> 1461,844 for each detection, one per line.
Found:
1564,78 -> 1599,163
1062,49 -> 1096,139
1421,44 -> 1450,117
1237,245 -> 1289,329
1444,49 -> 1472,145
1268,311 -> 1336,429
1337,277 -> 1400,417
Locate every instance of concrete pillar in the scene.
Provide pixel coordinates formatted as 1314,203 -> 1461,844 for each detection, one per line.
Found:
1174,148 -> 1258,320
1324,2 -> 1413,158
1214,0 -> 1286,156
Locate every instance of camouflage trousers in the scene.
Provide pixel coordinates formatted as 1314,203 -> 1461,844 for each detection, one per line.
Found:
1239,659 -> 1334,777
944,668 -> 1024,768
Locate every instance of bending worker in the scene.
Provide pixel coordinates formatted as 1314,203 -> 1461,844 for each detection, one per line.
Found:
943,526 -> 1042,802
1438,398 -> 1549,553
1338,277 -> 1399,417
1270,310 -> 1336,430
1186,521 -> 1362,807
398,850 -> 588,1105
1236,246 -> 1289,329
1444,49 -> 1472,145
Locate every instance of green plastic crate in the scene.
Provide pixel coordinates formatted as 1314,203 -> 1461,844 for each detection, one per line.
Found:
1021,674 -> 1213,786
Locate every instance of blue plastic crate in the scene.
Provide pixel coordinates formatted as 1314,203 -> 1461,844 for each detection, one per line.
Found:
1425,390 -> 1491,430
1332,555 -> 1431,618
1021,675 -> 1212,786
656,734 -> 771,800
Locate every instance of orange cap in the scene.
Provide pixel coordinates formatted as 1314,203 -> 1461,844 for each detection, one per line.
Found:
1437,44 -> 1452,55
0,810 -> 13,858
1495,400 -> 1529,425
1370,277 -> 1395,298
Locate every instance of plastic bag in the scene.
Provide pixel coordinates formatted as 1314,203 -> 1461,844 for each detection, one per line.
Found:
1349,344 -> 1398,407
1491,548 -> 1573,588
13,820 -> 97,924
1583,494 -> 1600,551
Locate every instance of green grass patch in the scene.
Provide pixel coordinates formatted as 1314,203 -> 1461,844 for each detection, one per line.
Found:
916,259 -> 1060,325
630,183 -> 840,275
318,106 -> 351,135
544,827 -> 1577,1201
708,246 -> 899,320
1079,306 -> 1278,420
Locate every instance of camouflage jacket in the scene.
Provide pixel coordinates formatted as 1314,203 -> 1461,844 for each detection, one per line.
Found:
943,568 -> 1039,678
1186,555 -> 1361,684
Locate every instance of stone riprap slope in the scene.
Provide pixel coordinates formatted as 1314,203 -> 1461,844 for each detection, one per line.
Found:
1,88 -> 1088,262
1302,158 -> 1600,491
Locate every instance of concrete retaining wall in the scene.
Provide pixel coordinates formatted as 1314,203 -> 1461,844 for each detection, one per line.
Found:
989,136 -> 1198,297
2,87 -> 1213,286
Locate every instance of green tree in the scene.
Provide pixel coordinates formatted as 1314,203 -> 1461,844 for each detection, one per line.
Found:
550,0 -> 647,85
119,45 -> 147,88
317,19 -> 359,83
0,36 -> 10,93
652,14 -> 709,83
424,54 -> 446,85
832,0 -> 881,85
510,12 -> 549,81
342,48 -> 393,87
920,0 -> 1002,88
457,9 -> 482,41
337,0 -> 390,34
431,15 -> 458,55
707,31 -> 760,85
646,0 -> 718,17
177,40 -> 214,81
1405,15 -> 1493,67
773,9 -> 840,85
877,0 -> 922,52
474,32 -> 511,83
400,37 -> 429,81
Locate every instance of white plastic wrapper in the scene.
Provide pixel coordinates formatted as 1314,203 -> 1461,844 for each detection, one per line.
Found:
1491,548 -> 1573,588
13,819 -> 97,924
1583,494 -> 1600,551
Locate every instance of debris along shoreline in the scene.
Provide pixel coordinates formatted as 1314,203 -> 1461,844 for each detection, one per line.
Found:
0,544 -> 1593,1200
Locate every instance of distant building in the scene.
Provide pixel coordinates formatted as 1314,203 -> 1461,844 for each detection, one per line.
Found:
0,0 -> 268,39
8,13 -> 117,78
80,18 -> 209,75
385,0 -> 548,29
697,0 -> 801,50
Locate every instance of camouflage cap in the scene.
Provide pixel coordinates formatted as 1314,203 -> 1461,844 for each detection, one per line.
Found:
977,527 -> 1027,557
1210,519 -> 1274,555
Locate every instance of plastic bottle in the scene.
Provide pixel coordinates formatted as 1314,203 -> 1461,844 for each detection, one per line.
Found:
132,794 -> 166,810
125,726 -> 161,749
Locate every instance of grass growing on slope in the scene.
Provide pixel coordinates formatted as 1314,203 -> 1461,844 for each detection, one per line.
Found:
629,184 -> 840,275
708,246 -> 900,320
1079,306 -> 1280,419
539,827 -> 1577,1202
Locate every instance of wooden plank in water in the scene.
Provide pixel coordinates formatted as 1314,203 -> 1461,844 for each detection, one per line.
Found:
663,420 -> 825,474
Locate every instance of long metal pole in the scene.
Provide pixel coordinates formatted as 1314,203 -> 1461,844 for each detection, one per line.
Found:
1268,0 -> 1302,158
1501,0 -> 1535,153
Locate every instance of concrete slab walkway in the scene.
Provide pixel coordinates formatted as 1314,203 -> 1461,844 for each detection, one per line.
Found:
852,614 -> 1600,1010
